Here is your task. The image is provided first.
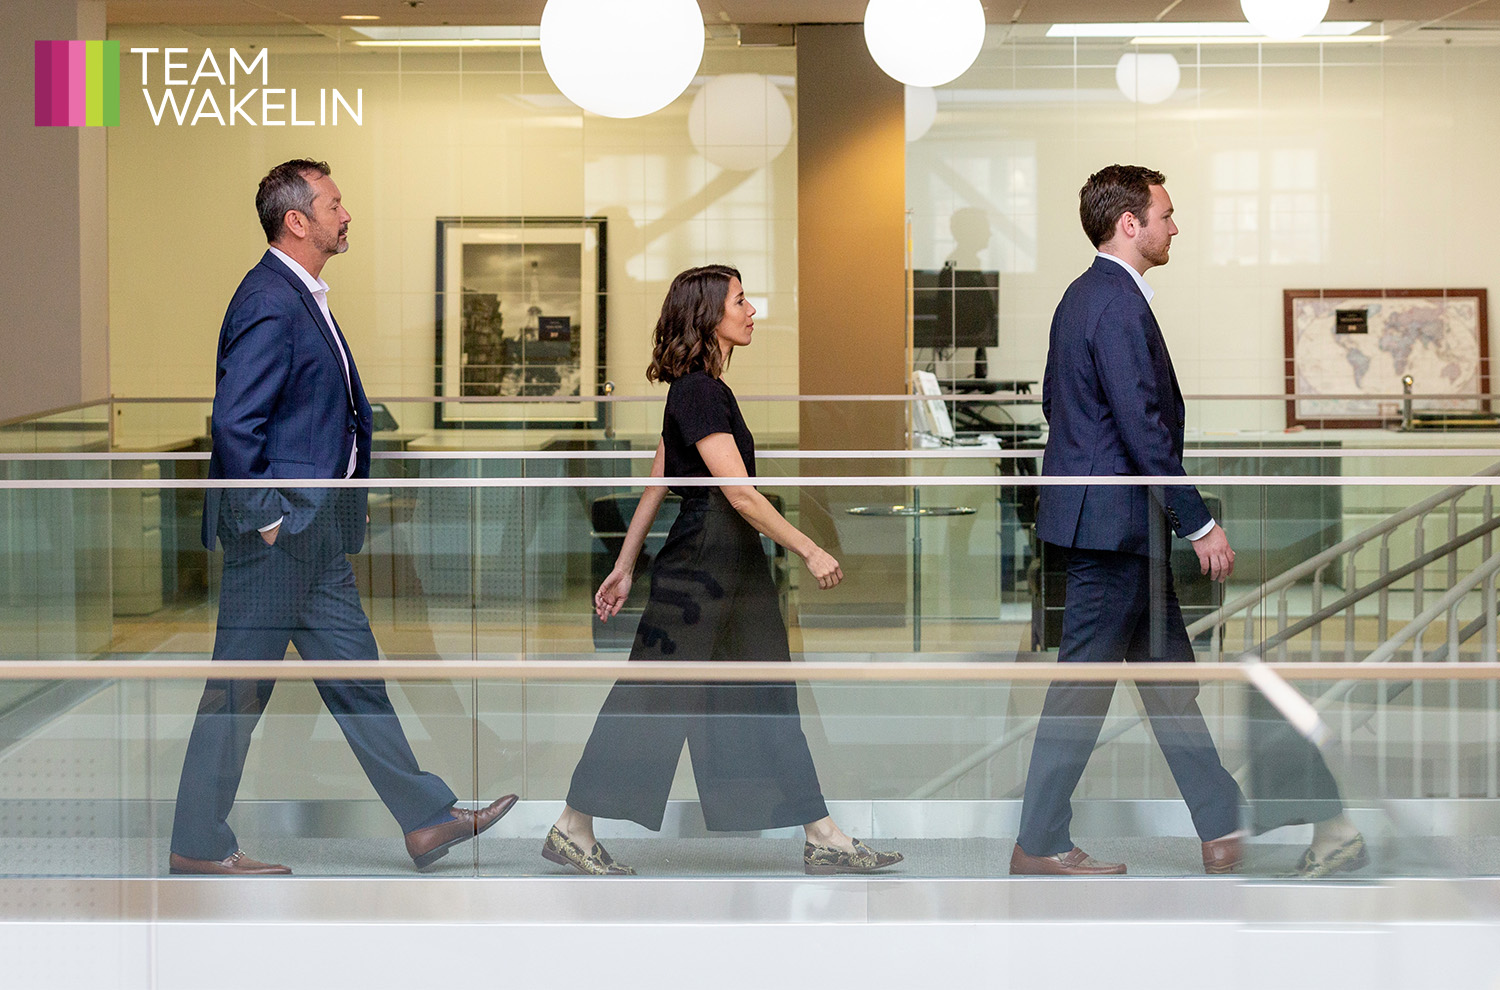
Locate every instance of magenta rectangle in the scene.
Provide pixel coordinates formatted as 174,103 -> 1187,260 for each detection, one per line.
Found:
49,41 -> 69,126
65,40 -> 85,126
34,41 -> 53,125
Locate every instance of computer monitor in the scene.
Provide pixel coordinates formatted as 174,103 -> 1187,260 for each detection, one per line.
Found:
913,265 -> 999,350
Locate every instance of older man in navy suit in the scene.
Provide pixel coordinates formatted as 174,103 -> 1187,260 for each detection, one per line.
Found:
169,160 -> 515,875
1009,165 -> 1247,877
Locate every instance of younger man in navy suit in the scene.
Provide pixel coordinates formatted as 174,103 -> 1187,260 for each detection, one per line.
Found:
169,160 -> 515,875
1010,165 -> 1246,876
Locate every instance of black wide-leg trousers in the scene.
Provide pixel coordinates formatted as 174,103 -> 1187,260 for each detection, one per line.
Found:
567,493 -> 829,832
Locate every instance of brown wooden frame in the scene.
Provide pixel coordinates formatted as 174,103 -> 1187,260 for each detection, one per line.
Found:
1283,288 -> 1490,428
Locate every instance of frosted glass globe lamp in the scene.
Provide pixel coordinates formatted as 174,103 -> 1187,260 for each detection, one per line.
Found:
863,0 -> 986,88
540,0 -> 705,118
1240,0 -> 1331,40
687,74 -> 793,171
1115,53 -> 1180,105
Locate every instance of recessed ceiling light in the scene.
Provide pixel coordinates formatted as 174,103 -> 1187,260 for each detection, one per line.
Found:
353,39 -> 539,47
1128,34 -> 1388,45
1047,21 -> 1369,38
340,14 -> 381,19
347,25 -> 540,46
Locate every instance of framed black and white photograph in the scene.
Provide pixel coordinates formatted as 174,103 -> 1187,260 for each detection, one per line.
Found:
435,216 -> 606,428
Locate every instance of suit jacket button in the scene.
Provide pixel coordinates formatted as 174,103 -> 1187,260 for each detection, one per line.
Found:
348,424 -> 356,433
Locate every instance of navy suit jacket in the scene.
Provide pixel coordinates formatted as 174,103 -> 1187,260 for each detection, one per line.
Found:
202,250 -> 372,556
1036,255 -> 1210,556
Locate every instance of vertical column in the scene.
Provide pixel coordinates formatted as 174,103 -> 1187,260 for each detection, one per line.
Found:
0,0 -> 109,421
0,1 -> 111,662
796,24 -> 907,442
795,25 -> 910,632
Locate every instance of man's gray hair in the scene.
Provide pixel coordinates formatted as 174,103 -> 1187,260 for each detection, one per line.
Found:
255,159 -> 331,242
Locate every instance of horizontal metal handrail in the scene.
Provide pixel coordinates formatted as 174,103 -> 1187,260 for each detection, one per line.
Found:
94,391 -> 1500,403
10,447 -> 1500,462
0,474 -> 1497,490
1,659 -> 1497,682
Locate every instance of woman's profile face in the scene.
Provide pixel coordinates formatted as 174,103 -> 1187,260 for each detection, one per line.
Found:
712,276 -> 756,354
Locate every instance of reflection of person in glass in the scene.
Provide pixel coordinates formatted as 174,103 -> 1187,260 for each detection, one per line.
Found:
1012,165 -> 1364,878
545,265 -> 903,876
168,159 -> 517,876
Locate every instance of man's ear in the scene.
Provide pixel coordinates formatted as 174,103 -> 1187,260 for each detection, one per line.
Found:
282,210 -> 307,240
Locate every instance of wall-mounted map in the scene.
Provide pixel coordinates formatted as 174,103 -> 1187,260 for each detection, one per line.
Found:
1284,289 -> 1489,428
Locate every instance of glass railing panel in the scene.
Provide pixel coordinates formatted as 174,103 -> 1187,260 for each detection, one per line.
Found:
7,666 -> 1496,881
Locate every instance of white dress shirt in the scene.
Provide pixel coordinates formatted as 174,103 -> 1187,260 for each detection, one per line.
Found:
257,247 -> 359,533
1094,251 -> 1214,542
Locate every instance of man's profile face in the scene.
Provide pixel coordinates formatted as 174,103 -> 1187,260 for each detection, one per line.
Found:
1133,184 -> 1177,268
296,172 -> 350,257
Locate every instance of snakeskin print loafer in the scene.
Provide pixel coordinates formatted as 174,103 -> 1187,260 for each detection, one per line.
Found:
803,838 -> 904,876
1290,833 -> 1369,879
541,826 -> 636,876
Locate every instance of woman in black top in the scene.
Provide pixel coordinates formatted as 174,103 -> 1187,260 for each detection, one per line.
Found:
542,265 -> 903,877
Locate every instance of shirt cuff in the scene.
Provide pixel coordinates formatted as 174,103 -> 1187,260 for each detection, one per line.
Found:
1186,519 -> 1216,542
258,517 -> 283,533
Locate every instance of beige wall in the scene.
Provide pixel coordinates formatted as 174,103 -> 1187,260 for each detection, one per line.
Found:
106,29 -> 798,445
105,26 -> 1500,444
0,1 -> 109,424
909,31 -> 1500,435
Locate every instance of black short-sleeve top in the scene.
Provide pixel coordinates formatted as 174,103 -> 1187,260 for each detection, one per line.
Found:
662,371 -> 755,500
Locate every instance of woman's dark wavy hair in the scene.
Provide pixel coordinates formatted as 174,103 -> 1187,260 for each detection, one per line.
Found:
646,264 -> 741,384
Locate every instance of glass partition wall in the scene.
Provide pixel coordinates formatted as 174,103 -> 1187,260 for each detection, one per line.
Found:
1,438 -> 1498,884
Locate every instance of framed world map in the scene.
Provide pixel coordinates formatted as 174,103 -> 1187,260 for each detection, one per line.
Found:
1284,288 -> 1489,428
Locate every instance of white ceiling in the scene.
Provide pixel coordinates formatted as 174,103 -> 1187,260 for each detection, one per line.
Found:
103,0 -> 1500,27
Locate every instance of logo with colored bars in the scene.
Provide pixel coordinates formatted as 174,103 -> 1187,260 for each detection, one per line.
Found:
35,40 -> 121,127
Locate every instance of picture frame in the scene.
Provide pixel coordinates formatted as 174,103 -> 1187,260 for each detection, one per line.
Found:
1283,288 -> 1489,428
435,216 -> 607,429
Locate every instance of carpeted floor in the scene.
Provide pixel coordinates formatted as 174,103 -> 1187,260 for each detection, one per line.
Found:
4,833 -> 1497,880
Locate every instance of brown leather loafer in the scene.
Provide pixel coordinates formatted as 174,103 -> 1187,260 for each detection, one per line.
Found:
168,850 -> 291,876
1202,834 -> 1244,875
1009,843 -> 1126,876
405,794 -> 518,870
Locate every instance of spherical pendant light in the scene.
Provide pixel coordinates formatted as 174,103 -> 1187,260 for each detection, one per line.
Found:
540,0 -> 705,118
1115,53 -> 1180,105
1239,0 -> 1330,40
687,74 -> 793,171
863,0 -> 986,89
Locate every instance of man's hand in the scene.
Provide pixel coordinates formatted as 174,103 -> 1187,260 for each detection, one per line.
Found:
260,522 -> 280,546
1192,524 -> 1234,582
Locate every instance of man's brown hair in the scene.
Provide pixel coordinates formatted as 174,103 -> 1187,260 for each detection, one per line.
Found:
1079,164 -> 1165,248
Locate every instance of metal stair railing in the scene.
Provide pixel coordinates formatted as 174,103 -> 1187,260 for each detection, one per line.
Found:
1185,462 -> 1500,659
911,464 -> 1500,800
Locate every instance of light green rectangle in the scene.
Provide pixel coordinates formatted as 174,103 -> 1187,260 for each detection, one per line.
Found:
103,40 -> 120,126
85,40 -> 102,127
